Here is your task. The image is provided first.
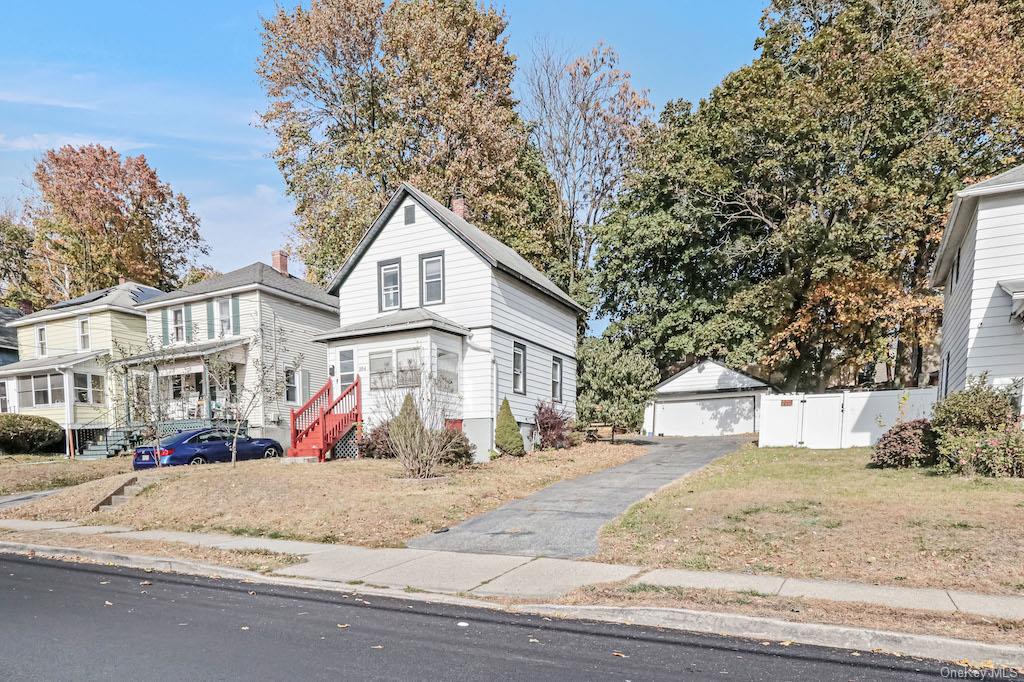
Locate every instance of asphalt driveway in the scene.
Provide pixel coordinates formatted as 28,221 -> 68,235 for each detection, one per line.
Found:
408,435 -> 749,559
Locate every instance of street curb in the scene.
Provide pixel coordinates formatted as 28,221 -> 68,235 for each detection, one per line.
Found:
517,605 -> 1024,668
2,541 -> 1021,667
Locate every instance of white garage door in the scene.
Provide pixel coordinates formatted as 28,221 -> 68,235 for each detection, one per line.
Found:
654,396 -> 755,437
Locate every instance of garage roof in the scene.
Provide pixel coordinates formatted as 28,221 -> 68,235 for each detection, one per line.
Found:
655,359 -> 771,396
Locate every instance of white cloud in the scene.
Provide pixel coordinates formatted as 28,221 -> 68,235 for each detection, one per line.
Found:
0,133 -> 153,153
0,91 -> 97,110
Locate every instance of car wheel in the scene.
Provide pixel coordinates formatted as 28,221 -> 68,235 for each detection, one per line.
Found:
263,447 -> 280,458
188,456 -> 206,465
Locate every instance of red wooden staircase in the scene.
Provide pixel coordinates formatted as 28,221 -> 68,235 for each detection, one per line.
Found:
287,377 -> 362,461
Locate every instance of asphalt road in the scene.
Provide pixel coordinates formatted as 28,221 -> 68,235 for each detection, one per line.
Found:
409,436 -> 749,557
0,556 -> 951,681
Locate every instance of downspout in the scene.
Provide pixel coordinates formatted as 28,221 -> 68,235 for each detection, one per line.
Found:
466,331 -> 495,453
63,369 -> 74,458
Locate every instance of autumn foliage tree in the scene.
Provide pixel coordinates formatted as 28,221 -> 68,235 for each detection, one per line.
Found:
26,144 -> 206,308
258,0 -> 563,285
595,0 -> 1024,390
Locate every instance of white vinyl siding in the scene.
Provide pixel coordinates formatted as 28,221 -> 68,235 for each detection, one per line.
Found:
336,197 -> 492,328
492,327 -> 576,424
940,215 -> 975,398
963,192 -> 1024,390
657,360 -> 767,393
491,272 -> 576,357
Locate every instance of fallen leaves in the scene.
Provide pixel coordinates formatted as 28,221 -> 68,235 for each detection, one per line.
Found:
611,651 -> 629,658
103,600 -> 113,607
337,624 -> 349,629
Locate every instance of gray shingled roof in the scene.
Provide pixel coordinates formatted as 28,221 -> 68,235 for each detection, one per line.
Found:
327,183 -> 584,313
143,262 -> 337,309
14,282 -> 164,324
111,337 -> 248,367
962,163 -> 1024,194
0,307 -> 21,349
0,350 -> 103,376
314,307 -> 468,342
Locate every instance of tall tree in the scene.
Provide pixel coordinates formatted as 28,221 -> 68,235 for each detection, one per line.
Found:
258,0 -> 563,286
524,41 -> 649,311
0,211 -> 32,308
27,145 -> 206,307
596,0 -> 1024,390
576,336 -> 659,441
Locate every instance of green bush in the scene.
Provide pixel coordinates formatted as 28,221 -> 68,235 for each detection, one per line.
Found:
931,374 -> 1018,441
439,428 -> 476,467
938,426 -> 1024,477
495,397 -> 525,456
871,419 -> 937,469
0,414 -> 63,454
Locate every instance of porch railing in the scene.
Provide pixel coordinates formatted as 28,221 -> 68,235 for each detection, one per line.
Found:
289,377 -> 361,459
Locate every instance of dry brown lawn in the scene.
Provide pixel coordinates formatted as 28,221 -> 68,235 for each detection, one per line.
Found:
0,528 -> 300,573
0,456 -> 132,496
6,442 -> 645,547
555,582 -> 1023,646
597,445 -> 1024,595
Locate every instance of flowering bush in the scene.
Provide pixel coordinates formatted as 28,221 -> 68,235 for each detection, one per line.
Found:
938,426 -> 1024,478
871,419 -> 936,468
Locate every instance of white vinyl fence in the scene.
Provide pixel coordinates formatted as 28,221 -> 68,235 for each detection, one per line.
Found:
758,388 -> 937,449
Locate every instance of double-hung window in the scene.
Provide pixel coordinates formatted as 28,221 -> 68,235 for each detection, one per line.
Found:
551,356 -> 563,403
369,351 -> 395,390
36,326 -> 47,356
284,368 -> 298,403
171,307 -> 186,343
73,373 -> 104,404
437,349 -> 458,393
512,342 -> 526,394
0,382 -> 8,413
336,349 -> 355,390
378,260 -> 401,312
420,252 -> 444,306
396,348 -> 420,387
77,318 -> 90,350
31,374 -> 64,406
218,298 -> 232,336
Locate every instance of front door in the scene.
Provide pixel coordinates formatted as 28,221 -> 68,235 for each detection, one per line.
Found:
332,348 -> 356,396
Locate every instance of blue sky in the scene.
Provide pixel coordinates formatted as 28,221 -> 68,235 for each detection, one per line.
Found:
0,1 -> 764,276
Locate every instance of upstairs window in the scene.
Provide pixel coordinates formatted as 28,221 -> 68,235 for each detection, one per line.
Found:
378,260 -> 401,312
512,342 -> 526,394
77,317 -> 90,350
36,326 -> 47,356
404,205 -> 416,225
551,356 -> 563,403
420,252 -> 444,306
171,306 -> 186,343
218,298 -> 233,336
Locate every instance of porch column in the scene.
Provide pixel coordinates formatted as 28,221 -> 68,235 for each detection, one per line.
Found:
201,367 -> 211,419
62,369 -> 74,459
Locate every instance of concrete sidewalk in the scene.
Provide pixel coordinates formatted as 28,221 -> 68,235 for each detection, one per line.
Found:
2,518 -> 1023,621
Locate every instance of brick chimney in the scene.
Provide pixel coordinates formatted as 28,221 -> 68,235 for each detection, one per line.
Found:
272,250 -> 289,276
450,193 -> 466,219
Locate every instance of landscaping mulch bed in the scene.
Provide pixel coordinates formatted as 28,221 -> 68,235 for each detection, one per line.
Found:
5,442 -> 646,548
597,445 -> 1024,594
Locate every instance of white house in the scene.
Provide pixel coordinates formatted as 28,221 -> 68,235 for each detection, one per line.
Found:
120,252 -> 338,446
932,164 -> 1024,399
642,359 -> 772,437
293,183 -> 583,461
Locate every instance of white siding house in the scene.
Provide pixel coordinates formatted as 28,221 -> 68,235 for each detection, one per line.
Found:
642,359 -> 772,437
316,183 -> 583,460
932,164 -> 1024,400
125,254 -> 337,445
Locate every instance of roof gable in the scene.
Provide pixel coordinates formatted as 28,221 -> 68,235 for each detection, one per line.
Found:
656,359 -> 770,394
11,282 -> 164,326
327,183 -> 584,313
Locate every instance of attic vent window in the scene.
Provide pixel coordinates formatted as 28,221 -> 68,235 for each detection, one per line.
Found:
404,205 -> 415,225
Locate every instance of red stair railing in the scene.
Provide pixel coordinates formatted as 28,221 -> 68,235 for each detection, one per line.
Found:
288,377 -> 362,460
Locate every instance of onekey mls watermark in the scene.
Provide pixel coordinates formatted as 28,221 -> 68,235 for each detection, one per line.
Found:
941,666 -> 1020,680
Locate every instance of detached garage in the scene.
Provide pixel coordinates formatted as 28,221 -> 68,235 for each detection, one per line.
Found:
643,360 -> 773,437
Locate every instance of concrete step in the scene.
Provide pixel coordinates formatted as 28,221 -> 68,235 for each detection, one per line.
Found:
122,485 -> 143,497
108,494 -> 128,507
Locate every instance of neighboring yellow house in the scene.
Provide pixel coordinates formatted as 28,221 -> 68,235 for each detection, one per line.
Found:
0,281 -> 163,456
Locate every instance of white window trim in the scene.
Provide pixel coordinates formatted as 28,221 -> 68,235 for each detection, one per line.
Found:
216,297 -> 233,337
551,356 -> 563,403
0,381 -> 8,413
73,372 -> 104,405
336,348 -> 356,390
369,350 -> 396,390
36,325 -> 47,357
77,316 -> 91,351
436,347 -> 459,393
31,373 -> 64,407
396,347 -> 421,388
512,342 -> 526,395
171,306 -> 186,344
378,261 -> 401,312
420,253 -> 444,306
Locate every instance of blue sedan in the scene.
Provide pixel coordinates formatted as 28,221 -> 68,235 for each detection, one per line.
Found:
133,428 -> 283,470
